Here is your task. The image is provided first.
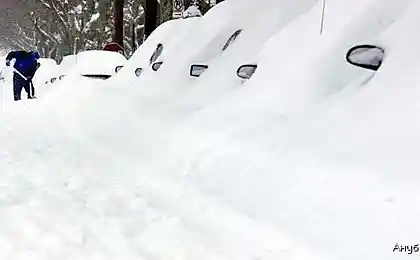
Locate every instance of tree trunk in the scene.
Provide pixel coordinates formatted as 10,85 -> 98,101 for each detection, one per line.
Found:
131,23 -> 137,52
145,0 -> 158,38
137,26 -> 145,45
114,0 -> 124,46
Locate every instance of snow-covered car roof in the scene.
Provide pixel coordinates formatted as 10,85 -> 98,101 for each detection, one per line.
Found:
34,58 -> 59,84
45,51 -> 127,83
38,58 -> 58,67
75,50 -> 127,78
59,55 -> 77,73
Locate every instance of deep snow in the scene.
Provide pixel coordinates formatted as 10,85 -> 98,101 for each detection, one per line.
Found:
0,0 -> 419,259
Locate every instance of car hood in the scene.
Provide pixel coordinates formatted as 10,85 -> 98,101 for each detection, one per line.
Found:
76,50 -> 127,76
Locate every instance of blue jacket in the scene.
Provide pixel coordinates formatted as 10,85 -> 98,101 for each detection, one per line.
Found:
6,51 -> 40,77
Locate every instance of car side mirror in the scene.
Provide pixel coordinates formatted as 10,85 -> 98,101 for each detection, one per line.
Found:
190,64 -> 208,77
346,45 -> 384,71
135,68 -> 143,77
152,61 -> 163,71
236,64 -> 257,79
115,65 -> 123,73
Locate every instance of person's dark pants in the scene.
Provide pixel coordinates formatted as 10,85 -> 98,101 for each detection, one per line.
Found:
13,73 -> 35,101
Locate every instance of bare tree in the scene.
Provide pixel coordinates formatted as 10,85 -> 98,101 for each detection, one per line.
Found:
124,0 -> 145,54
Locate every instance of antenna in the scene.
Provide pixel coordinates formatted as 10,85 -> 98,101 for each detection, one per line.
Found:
320,0 -> 326,35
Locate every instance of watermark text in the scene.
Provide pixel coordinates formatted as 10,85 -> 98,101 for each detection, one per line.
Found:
393,243 -> 419,255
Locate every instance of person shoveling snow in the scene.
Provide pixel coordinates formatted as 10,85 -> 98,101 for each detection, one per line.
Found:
5,50 -> 40,101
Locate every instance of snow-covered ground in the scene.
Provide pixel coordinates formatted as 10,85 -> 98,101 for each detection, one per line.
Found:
0,0 -> 419,259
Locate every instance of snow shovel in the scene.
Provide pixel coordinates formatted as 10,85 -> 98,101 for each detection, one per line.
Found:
13,68 -> 35,98
13,68 -> 28,81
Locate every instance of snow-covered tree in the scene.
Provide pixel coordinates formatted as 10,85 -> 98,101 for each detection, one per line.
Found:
123,0 -> 145,55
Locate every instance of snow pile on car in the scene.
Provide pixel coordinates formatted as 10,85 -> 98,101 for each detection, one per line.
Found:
76,50 -> 126,76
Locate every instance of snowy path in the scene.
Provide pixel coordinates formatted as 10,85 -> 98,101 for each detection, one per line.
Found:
0,106 -> 316,260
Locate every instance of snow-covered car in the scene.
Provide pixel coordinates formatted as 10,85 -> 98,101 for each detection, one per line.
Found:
188,29 -> 244,77
33,58 -> 58,85
45,55 -> 77,84
111,17 -> 198,81
115,43 -> 163,77
146,23 -> 243,75
76,50 -> 126,79
47,50 -> 126,84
